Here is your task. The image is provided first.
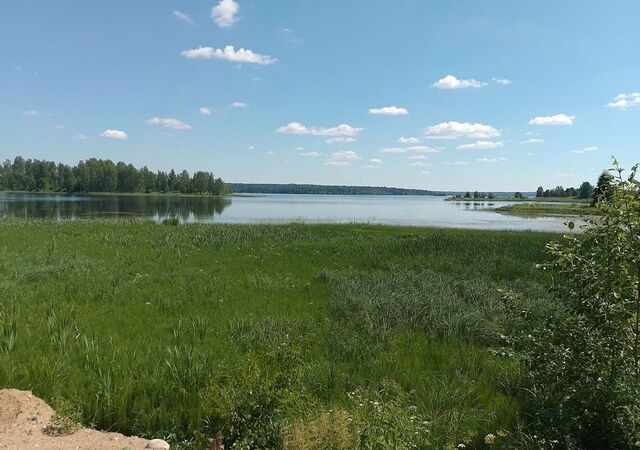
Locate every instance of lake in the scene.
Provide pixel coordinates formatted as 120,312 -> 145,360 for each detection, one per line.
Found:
0,192 -> 579,232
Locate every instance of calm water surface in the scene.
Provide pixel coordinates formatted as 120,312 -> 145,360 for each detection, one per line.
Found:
0,192 -> 580,232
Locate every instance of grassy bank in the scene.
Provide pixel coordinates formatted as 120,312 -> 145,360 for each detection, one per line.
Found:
494,202 -> 597,217
446,196 -> 590,203
0,219 -> 560,448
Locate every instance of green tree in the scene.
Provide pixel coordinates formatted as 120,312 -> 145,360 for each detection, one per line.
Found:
520,162 -> 640,448
578,181 -> 594,199
592,170 -> 614,206
536,186 -> 544,197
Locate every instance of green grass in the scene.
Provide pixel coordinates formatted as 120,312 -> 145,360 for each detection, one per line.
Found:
0,219 -> 560,448
447,196 -> 590,203
495,202 -> 597,217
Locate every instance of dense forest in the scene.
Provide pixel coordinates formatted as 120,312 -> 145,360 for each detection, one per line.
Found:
0,156 -> 227,196
228,183 -> 444,196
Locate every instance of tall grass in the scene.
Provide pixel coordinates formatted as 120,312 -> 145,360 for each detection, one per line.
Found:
0,218 -> 556,448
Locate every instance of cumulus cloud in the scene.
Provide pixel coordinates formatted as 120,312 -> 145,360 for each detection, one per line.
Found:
520,138 -> 545,145
380,147 -> 407,154
173,11 -> 194,24
363,158 -> 383,168
493,78 -> 512,85
145,117 -> 192,130
23,110 -> 38,116
368,106 -> 409,116
572,146 -> 599,154
211,0 -> 239,28
277,122 -> 361,138
528,114 -> 575,125
457,140 -> 504,150
230,101 -> 247,108
432,75 -> 487,89
425,121 -> 501,140
100,129 -> 127,140
71,133 -> 88,140
408,155 -> 427,160
300,151 -> 321,157
199,107 -> 212,115
325,137 -> 357,144
477,157 -> 507,163
182,45 -> 277,65
406,145 -> 441,153
606,92 -> 640,109
444,161 -> 468,166
397,136 -> 421,144
324,150 -> 361,166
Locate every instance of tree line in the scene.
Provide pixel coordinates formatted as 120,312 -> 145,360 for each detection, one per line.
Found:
228,183 -> 444,196
536,171 -> 615,205
0,156 -> 227,196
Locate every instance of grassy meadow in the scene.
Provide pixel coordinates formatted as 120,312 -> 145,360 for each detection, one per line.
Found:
0,219 -> 562,449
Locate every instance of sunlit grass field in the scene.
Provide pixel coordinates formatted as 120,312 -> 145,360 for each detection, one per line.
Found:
0,219 -> 560,448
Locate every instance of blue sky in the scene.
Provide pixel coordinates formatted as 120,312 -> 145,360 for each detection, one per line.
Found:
1,0 -> 638,191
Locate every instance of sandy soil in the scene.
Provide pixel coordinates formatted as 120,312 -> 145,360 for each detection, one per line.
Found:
0,389 -> 152,449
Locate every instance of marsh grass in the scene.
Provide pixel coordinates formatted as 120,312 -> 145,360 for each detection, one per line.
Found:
0,219 -> 556,448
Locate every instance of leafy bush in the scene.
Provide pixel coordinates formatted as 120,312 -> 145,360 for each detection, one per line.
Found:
518,162 -> 640,449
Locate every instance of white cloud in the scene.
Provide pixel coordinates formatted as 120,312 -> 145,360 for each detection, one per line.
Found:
325,150 -> 361,166
520,138 -> 545,145
397,136 -> 421,144
100,129 -> 127,140
182,46 -> 277,65
425,121 -> 501,140
173,10 -> 194,24
409,161 -> 426,167
72,133 -> 88,140
368,106 -> 409,116
477,157 -> 508,163
421,170 -> 431,175
248,145 -> 254,150
325,137 -> 357,144
51,124 -> 65,130
444,161 -> 468,166
493,78 -> 512,85
277,122 -> 361,138
606,92 -> 640,109
199,107 -> 212,115
23,110 -> 38,116
457,140 -> 504,150
572,146 -> 599,154
406,145 -> 441,153
528,114 -> 575,125
230,101 -> 247,108
300,151 -> 321,157
363,158 -> 383,168
380,147 -> 407,154
211,0 -> 239,28
145,117 -> 192,130
266,150 -> 274,155
432,75 -> 487,89
408,155 -> 427,160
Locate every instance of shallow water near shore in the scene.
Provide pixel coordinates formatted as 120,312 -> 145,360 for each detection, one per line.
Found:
0,192 -> 581,232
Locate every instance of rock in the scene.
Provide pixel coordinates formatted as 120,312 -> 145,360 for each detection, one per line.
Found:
146,438 -> 170,449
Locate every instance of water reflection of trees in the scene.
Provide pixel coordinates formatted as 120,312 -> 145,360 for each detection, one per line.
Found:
0,194 -> 231,221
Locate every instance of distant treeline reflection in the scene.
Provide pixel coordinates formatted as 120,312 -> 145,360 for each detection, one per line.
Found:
0,193 -> 231,221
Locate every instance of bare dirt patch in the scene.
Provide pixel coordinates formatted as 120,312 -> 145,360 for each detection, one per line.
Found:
0,389 -> 152,449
